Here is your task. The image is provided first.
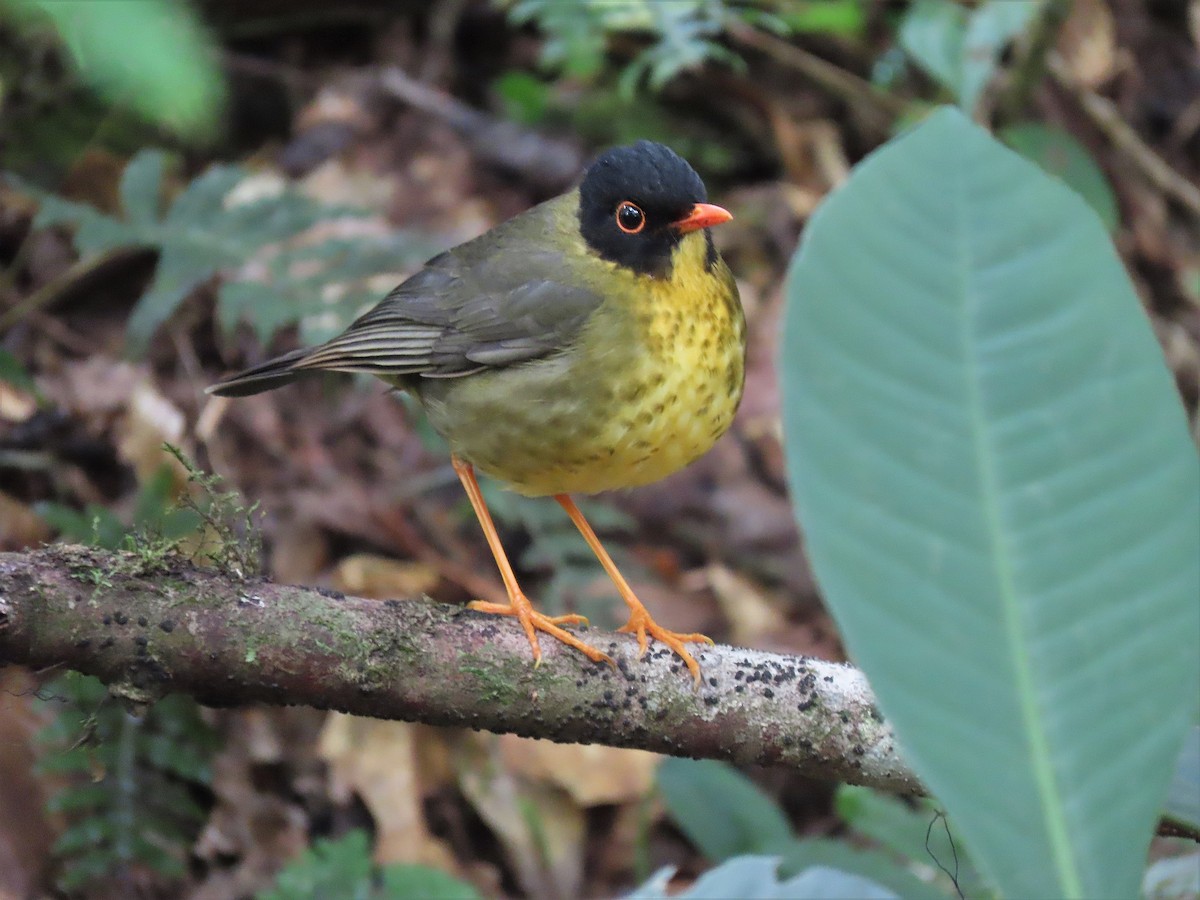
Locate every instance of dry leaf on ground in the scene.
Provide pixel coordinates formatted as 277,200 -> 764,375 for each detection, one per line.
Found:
1056,0 -> 1117,88
498,737 -> 660,809
318,715 -> 458,870
0,671 -> 56,900
453,732 -> 586,900
332,553 -> 440,599
0,491 -> 51,550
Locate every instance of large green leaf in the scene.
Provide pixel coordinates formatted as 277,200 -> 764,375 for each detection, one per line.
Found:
629,856 -> 901,900
781,107 -> 1199,898
1001,123 -> 1119,232
657,758 -> 794,861
3,0 -> 223,138
779,840 -> 948,900
834,786 -> 989,898
1164,726 -> 1200,831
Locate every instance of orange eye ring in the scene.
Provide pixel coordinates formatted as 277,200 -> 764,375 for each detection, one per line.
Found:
615,201 -> 646,234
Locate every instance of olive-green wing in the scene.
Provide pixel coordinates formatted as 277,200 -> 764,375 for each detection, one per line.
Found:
326,246 -> 604,375
208,237 -> 605,397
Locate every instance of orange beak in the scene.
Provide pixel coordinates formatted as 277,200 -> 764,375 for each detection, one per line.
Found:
672,203 -> 733,234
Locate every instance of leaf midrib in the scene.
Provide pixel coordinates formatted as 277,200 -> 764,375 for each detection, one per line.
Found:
955,173 -> 1083,897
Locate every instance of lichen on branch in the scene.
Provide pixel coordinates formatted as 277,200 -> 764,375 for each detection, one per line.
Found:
0,544 -> 921,795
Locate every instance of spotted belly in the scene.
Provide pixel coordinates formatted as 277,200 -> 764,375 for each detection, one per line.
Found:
419,333 -> 741,496
417,236 -> 745,497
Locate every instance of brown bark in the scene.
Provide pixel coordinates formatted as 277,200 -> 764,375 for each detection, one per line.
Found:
0,544 -> 921,794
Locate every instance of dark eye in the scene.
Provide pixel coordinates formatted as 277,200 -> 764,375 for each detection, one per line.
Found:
615,201 -> 645,234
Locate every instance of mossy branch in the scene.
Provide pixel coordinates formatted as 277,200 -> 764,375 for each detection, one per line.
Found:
0,544 -> 921,795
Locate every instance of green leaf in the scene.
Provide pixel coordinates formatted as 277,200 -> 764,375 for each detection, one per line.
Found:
258,831 -> 480,900
771,865 -> 897,900
3,0 -> 224,138
781,107 -> 1199,898
117,161 -> 352,351
507,0 -> 609,79
834,786 -> 989,898
1164,726 -> 1200,831
1001,123 -> 1119,231
781,1 -> 866,37
779,839 -> 949,900
496,71 -> 552,126
36,501 -> 126,549
45,783 -> 112,814
27,186 -> 141,255
507,0 -> 743,90
378,864 -> 481,899
836,786 -> 938,862
958,1 -> 1042,113
118,149 -> 168,230
657,758 -> 794,861
217,233 -> 428,346
52,817 -> 110,854
898,0 -> 967,96
122,166 -> 249,347
23,152 -> 417,354
900,0 -> 1041,112
0,348 -> 35,389
258,831 -> 374,900
58,848 -> 121,890
629,855 -> 902,899
37,673 -> 217,891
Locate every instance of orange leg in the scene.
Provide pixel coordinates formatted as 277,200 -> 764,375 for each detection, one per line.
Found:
452,458 -> 613,669
555,495 -> 712,685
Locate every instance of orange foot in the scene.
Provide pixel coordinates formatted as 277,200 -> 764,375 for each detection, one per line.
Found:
470,598 -> 615,668
619,608 -> 714,686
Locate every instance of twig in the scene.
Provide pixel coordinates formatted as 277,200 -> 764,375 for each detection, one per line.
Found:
996,0 -> 1071,122
0,544 -> 920,795
377,67 -> 584,193
725,22 -> 906,134
0,246 -> 156,332
418,0 -> 471,85
1047,54 -> 1200,218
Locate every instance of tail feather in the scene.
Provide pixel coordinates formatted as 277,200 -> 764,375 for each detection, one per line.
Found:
206,348 -> 312,397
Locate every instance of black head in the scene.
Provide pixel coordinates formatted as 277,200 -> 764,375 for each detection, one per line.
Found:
578,141 -> 717,278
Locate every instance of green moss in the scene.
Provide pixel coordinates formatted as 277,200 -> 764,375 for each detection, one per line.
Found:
459,656 -> 526,705
243,633 -> 262,664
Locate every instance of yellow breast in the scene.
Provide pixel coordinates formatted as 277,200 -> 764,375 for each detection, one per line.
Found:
421,231 -> 745,497
568,233 -> 745,493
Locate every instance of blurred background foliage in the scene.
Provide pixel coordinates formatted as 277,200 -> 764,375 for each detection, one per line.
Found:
0,0 -> 1197,897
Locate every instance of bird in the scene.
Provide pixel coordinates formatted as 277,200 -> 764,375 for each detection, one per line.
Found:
208,140 -> 745,684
